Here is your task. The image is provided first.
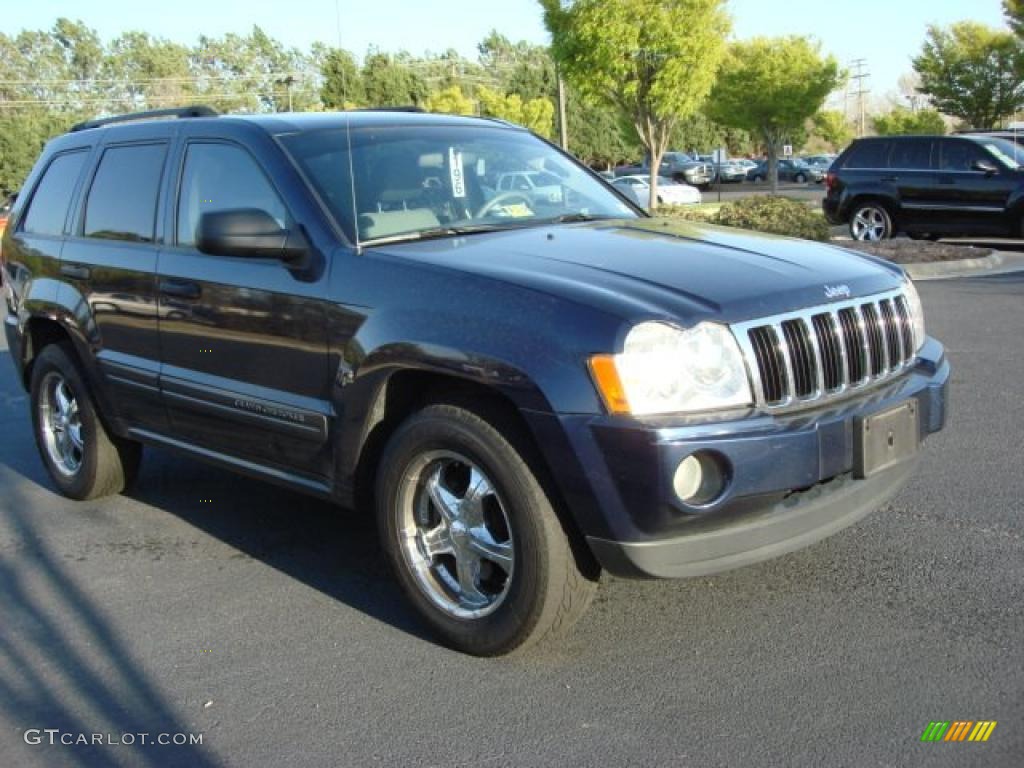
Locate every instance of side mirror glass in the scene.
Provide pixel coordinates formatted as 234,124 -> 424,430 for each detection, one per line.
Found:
972,159 -> 998,175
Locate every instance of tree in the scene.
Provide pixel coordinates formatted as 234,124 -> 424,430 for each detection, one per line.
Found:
913,22 -> 1024,130
1006,0 -> 1024,38
707,37 -> 839,193
540,0 -> 730,208
812,110 -> 854,151
424,85 -> 476,115
320,48 -> 364,108
567,94 -> 640,168
873,107 -> 946,136
361,52 -> 428,107
477,86 -> 555,137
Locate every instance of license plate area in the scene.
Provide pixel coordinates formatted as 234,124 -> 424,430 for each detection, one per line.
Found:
853,400 -> 920,479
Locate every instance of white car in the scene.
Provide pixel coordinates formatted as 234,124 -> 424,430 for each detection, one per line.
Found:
612,175 -> 702,207
494,171 -> 564,205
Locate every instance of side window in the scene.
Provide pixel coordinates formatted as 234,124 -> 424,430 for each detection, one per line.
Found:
844,141 -> 890,169
84,143 -> 167,242
21,151 -> 88,237
939,140 -> 987,172
889,140 -> 933,170
177,143 -> 287,248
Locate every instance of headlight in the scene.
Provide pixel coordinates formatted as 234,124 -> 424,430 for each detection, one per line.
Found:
903,278 -> 926,352
589,321 -> 753,415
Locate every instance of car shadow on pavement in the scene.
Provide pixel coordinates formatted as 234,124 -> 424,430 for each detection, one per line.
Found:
0,480 -> 223,768
124,447 -> 435,644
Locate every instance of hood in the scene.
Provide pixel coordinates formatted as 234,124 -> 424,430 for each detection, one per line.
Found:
370,218 -> 905,324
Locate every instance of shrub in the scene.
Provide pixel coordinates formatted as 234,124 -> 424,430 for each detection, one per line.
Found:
656,196 -> 830,241
713,196 -> 830,241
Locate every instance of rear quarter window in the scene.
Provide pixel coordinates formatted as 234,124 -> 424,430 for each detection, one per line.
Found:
21,151 -> 89,237
843,141 -> 890,170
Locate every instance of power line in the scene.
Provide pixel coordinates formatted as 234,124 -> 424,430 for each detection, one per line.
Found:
849,58 -> 870,137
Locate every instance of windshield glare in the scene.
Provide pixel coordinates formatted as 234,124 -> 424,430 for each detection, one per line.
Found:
281,123 -> 637,245
978,137 -> 1024,169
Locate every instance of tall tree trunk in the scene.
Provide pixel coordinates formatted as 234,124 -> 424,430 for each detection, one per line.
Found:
765,131 -> 780,195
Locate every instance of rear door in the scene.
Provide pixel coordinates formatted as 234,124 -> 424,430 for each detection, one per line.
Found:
887,138 -> 937,232
156,134 -> 332,479
61,137 -> 171,432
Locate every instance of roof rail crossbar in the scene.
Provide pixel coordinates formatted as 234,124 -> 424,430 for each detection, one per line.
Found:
71,105 -> 219,132
349,106 -> 425,113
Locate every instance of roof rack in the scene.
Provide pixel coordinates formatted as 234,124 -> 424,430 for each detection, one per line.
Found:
70,105 -> 219,133
348,106 -> 425,113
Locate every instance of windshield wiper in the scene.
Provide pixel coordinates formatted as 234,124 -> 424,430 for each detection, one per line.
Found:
542,213 -> 620,225
360,223 -> 512,247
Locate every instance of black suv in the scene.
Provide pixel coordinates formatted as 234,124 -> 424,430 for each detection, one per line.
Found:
2,107 -> 949,655
823,134 -> 1024,240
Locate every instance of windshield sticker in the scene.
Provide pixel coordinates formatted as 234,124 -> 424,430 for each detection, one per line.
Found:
449,148 -> 466,198
496,203 -> 533,218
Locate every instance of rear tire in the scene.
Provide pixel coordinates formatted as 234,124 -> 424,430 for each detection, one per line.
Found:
376,402 -> 598,656
30,342 -> 141,500
849,202 -> 893,241
794,173 -> 807,183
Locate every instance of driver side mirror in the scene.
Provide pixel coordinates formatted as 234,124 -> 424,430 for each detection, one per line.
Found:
972,159 -> 999,175
197,209 -> 308,261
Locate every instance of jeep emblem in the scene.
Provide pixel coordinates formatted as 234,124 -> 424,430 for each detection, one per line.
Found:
824,284 -> 851,300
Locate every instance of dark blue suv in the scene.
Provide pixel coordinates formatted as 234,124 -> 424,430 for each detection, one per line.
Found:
1,107 -> 949,655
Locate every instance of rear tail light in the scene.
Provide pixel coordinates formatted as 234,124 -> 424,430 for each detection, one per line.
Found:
825,172 -> 836,194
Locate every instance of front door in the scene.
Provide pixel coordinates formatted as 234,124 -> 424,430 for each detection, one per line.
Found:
156,139 -> 331,479
933,138 -> 1017,235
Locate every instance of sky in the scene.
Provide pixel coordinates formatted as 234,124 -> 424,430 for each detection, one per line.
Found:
2,0 -> 1010,101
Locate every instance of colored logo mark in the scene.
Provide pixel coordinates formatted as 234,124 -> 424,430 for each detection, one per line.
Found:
920,721 -> 997,742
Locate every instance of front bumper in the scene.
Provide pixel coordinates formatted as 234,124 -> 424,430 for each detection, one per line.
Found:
530,339 -> 949,579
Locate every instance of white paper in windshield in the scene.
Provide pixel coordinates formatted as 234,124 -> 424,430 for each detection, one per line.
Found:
449,148 -> 466,198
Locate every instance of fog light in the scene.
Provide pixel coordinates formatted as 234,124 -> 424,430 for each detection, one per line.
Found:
673,451 -> 727,505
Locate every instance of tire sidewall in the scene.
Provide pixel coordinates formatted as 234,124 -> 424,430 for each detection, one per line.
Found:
377,408 -> 553,655
30,345 -> 102,499
850,202 -> 893,240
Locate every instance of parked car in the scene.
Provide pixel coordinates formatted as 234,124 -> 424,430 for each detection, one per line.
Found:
615,152 -> 713,188
747,158 -> 823,183
2,107 -> 948,656
611,175 -> 701,206
823,134 -> 1024,241
494,170 -> 564,206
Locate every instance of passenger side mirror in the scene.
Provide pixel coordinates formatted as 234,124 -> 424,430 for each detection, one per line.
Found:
972,159 -> 998,175
196,209 -> 308,261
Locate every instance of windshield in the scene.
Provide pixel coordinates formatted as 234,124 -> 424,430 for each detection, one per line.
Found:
976,136 -> 1024,169
281,123 -> 638,245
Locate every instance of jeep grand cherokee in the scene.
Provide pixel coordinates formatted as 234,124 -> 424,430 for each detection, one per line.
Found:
1,107 -> 949,655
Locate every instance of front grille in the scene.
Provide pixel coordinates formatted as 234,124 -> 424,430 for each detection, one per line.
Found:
733,289 -> 916,409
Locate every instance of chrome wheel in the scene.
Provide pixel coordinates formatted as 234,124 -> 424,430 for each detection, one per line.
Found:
850,206 -> 889,241
397,451 -> 514,619
39,372 -> 84,477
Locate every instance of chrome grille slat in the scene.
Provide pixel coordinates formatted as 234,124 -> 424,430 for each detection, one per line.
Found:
732,288 -> 916,411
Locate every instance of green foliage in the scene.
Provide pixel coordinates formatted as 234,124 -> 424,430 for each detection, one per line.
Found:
320,48 -> 364,108
811,110 -> 854,151
1005,0 -> 1024,37
873,107 -> 946,136
0,110 -> 84,194
477,86 -> 555,137
912,22 -> 1024,129
424,85 -> 476,116
541,0 -> 730,208
707,37 -> 840,192
660,196 -> 829,241
568,89 -> 641,167
361,52 -> 428,107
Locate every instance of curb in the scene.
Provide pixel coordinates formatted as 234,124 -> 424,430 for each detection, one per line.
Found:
903,251 -> 1013,281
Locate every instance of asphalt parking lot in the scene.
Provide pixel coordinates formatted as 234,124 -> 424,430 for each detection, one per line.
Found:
1,272 -> 1022,768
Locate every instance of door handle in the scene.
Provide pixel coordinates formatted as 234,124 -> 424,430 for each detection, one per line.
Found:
159,279 -> 201,300
879,176 -> 898,182
60,263 -> 91,280
937,175 -> 956,185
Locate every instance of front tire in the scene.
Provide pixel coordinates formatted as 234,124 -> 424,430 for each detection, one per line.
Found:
794,172 -> 807,183
30,342 -> 141,500
849,202 -> 893,241
376,403 -> 598,655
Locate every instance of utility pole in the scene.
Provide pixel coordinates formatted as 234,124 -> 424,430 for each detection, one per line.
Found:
849,58 -> 870,137
557,72 -> 568,150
